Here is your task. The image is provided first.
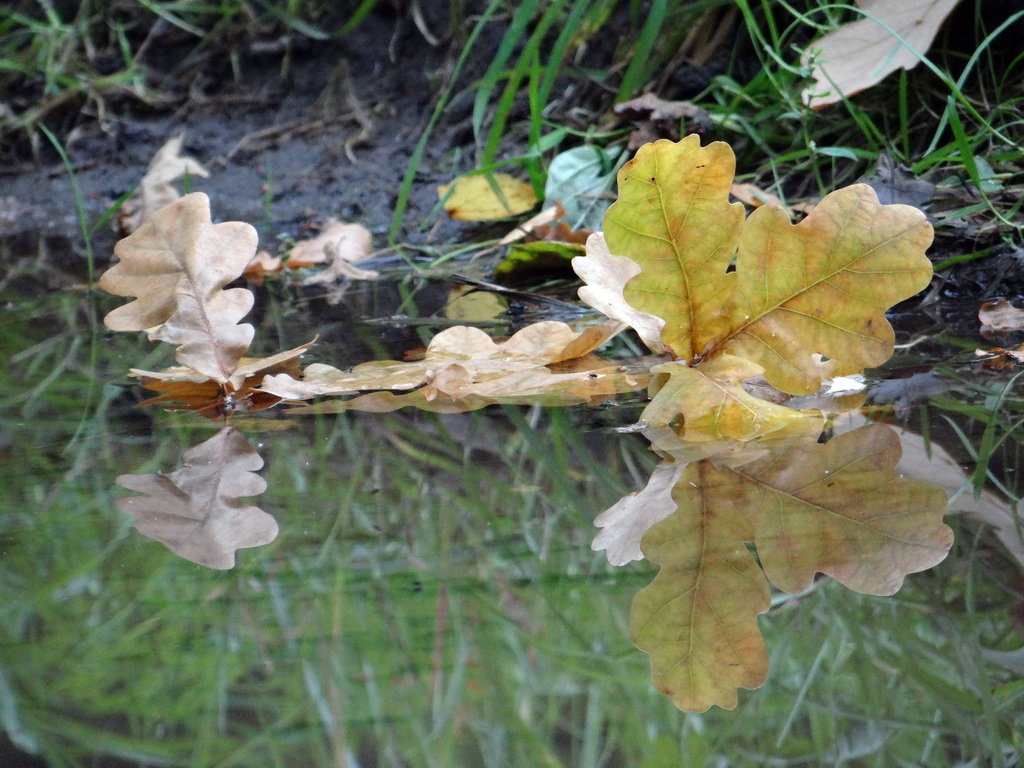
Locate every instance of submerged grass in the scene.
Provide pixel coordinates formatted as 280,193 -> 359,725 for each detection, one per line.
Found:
2,280 -> 1023,767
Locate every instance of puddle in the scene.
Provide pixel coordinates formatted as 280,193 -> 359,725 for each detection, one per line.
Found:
2,231 -> 1023,765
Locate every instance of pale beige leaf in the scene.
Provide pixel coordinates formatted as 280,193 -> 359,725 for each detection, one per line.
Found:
801,0 -> 963,108
979,299 -> 1024,332
259,322 -> 643,410
288,220 -> 378,283
572,232 -> 667,354
120,135 -> 210,233
99,192 -> 258,386
114,428 -> 276,569
130,341 -> 315,384
592,460 -> 685,565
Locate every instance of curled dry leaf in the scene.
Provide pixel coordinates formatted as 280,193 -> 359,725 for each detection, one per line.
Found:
613,93 -> 712,149
631,424 -> 952,711
573,233 -> 667,354
119,135 -> 210,233
287,220 -> 378,283
99,192 -> 258,387
114,428 -> 276,569
438,173 -> 537,220
979,299 -> 1024,332
801,0 -> 962,109
259,321 -> 643,412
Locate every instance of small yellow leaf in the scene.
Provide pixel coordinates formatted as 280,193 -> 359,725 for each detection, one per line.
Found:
439,173 -> 538,220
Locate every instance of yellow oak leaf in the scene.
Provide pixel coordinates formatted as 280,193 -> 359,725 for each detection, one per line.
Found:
713,184 -> 934,394
590,136 -> 933,395
801,0 -> 963,109
606,135 -> 743,361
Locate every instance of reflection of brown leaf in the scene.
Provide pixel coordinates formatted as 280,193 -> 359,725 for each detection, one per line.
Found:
99,193 -> 257,387
976,346 -> 1024,369
114,428 -> 276,569
980,299 -> 1024,332
260,321 -> 643,412
631,425 -> 952,711
118,135 -> 210,233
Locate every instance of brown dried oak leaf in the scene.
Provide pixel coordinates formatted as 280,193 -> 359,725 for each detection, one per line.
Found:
99,192 -> 258,388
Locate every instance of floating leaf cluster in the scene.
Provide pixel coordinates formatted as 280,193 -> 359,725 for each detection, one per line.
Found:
98,135 -> 953,712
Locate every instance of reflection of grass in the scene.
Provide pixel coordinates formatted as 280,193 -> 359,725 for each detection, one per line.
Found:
2,291 -> 1023,766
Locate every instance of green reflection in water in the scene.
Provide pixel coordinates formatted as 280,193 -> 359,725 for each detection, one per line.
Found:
1,282 -> 1022,767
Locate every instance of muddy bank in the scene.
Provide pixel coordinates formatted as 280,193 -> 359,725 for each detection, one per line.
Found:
0,8 -> 500,262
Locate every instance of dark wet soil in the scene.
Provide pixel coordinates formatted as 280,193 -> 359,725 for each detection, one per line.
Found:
0,7 -> 508,261
3,2 -> 1023,316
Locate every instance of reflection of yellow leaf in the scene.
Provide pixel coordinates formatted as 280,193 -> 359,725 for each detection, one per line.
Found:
801,0 -> 962,109
438,173 -> 537,220
443,285 -> 508,323
631,425 -> 952,712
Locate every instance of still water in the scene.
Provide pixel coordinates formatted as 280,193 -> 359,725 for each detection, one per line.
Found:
1,238 -> 1022,767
